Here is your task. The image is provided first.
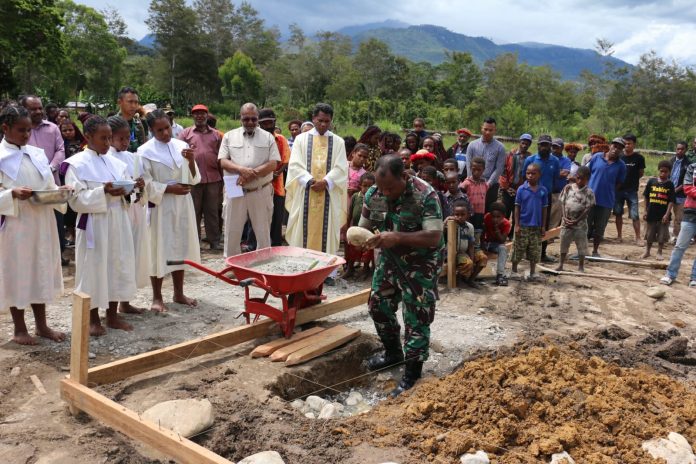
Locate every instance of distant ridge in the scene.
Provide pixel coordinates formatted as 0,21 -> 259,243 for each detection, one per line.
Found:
348,24 -> 630,79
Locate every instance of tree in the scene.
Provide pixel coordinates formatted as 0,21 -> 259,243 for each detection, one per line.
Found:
0,0 -> 65,97
58,0 -> 126,102
219,51 -> 262,106
194,0 -> 236,66
435,51 -> 482,108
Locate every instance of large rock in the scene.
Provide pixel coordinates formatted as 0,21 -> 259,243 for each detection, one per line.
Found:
305,395 -> 329,412
646,287 -> 666,299
238,450 -> 286,464
656,337 -> 689,359
460,450 -> 490,464
142,398 -> 214,438
642,432 -> 696,464
318,403 -> 339,419
550,451 -> 576,464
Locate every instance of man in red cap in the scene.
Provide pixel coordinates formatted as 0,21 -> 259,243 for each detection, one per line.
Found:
178,104 -> 223,250
448,128 -> 472,179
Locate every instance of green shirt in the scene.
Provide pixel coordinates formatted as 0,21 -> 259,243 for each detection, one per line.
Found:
359,176 -> 443,265
117,111 -> 148,153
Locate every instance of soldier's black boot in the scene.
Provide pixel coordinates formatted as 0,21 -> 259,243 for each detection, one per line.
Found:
366,339 -> 404,371
390,359 -> 423,398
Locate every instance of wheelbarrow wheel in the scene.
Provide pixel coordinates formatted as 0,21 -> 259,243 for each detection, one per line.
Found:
288,285 -> 324,310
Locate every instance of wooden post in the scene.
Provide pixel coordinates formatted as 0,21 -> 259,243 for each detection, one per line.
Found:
69,292 -> 91,415
447,219 -> 457,289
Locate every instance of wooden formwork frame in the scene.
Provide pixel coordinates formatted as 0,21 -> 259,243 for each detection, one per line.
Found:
60,289 -> 370,464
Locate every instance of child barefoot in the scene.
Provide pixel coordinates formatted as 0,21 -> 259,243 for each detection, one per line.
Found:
556,166 -> 595,272
0,105 -> 68,345
343,172 -> 375,279
446,199 -> 488,288
138,109 -> 200,313
511,164 -> 548,280
108,115 -> 150,314
64,116 -> 137,336
642,160 -> 675,260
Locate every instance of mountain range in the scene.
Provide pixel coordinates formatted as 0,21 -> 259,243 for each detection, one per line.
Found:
138,20 -> 630,80
339,22 -> 629,80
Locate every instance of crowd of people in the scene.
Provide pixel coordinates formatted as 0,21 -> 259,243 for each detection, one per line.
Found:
2,86 -> 696,395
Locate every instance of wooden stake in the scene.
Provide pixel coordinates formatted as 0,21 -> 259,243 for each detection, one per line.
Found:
60,379 -> 231,464
30,375 -> 47,395
538,264 -> 646,282
270,326 -> 348,362
447,219 -> 457,289
251,326 -> 326,358
87,289 -> 370,386
69,292 -> 91,414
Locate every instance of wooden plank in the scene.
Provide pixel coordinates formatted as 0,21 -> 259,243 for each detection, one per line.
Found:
70,292 -> 91,384
538,264 -> 646,282
285,327 -> 361,366
270,326 -> 347,362
60,379 -> 231,464
447,220 -> 457,289
585,255 -> 667,269
250,326 -> 325,358
30,375 -> 47,395
88,288 -> 370,386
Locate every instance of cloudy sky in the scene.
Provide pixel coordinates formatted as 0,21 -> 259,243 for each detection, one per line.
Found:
77,0 -> 696,65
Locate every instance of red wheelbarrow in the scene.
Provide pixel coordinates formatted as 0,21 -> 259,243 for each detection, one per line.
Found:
167,246 -> 345,338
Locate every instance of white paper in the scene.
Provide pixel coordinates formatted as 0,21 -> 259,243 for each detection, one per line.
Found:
224,175 -> 244,199
133,154 -> 141,178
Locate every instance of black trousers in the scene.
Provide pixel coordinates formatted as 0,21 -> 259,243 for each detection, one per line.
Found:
270,194 -> 285,246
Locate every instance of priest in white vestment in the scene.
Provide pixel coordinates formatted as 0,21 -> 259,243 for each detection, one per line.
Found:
64,117 -> 137,336
138,110 -> 201,312
0,124 -> 68,345
285,103 -> 348,278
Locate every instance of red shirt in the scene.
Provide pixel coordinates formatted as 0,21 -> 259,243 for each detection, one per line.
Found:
460,177 -> 488,214
178,125 -> 222,183
483,213 -> 511,243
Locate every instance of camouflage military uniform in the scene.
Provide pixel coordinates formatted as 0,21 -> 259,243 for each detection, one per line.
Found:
358,176 -> 443,362
117,111 -> 148,153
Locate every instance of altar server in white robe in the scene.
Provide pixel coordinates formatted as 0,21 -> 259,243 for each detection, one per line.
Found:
285,103 -> 348,281
64,116 -> 136,336
139,109 -> 200,313
0,106 -> 69,345
107,115 -> 150,314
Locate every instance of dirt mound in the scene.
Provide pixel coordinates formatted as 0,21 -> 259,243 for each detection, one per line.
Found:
353,344 -> 696,463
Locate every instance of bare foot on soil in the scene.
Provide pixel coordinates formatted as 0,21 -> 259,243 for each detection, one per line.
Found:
555,265 -> 564,272
119,302 -> 145,314
12,332 -> 38,345
635,239 -> 645,247
640,251 -> 650,259
107,316 -> 134,332
150,299 -> 169,313
36,327 -> 66,342
174,295 -> 197,307
90,323 -> 107,337
656,253 -> 664,260
577,266 -> 585,273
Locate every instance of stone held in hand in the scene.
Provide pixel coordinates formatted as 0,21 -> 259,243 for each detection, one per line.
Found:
646,287 -> 666,299
141,398 -> 214,438
346,227 -> 374,247
238,450 -> 286,464
460,450 -> 490,464
642,432 -> 696,463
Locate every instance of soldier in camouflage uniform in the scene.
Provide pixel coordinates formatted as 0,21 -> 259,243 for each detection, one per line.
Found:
358,154 -> 443,397
116,86 -> 148,153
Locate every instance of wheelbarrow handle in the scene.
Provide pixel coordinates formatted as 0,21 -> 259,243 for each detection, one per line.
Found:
167,260 -> 185,266
239,278 -> 257,288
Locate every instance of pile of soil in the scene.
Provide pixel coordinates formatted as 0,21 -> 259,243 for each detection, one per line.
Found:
352,343 -> 696,463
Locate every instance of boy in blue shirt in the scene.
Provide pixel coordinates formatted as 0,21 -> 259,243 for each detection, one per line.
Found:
523,134 -> 560,262
587,138 -> 627,256
511,163 -> 548,280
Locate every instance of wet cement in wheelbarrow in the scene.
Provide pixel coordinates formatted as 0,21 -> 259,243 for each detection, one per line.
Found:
249,256 -> 327,274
